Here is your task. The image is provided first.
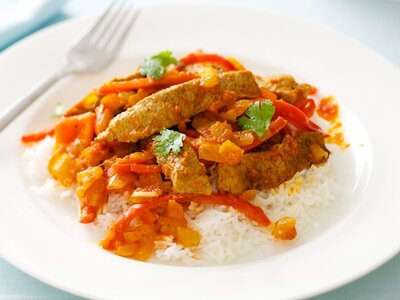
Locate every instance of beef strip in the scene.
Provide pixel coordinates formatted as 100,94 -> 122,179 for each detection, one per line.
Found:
96,71 -> 260,143
264,75 -> 314,104
217,132 -> 329,194
154,141 -> 212,195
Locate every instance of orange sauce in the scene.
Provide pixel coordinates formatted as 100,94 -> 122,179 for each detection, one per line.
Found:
326,132 -> 349,149
317,96 -> 339,122
317,96 -> 349,149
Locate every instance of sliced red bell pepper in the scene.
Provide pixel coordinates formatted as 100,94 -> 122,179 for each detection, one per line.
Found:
21,118 -> 58,143
241,116 -> 288,151
100,194 -> 173,249
174,194 -> 271,226
178,53 -> 236,71
270,99 -> 322,132
100,193 -> 271,249
99,72 -> 198,94
297,98 -> 316,118
120,195 -> 172,228
112,163 -> 162,174
259,87 -> 278,100
21,127 -> 55,143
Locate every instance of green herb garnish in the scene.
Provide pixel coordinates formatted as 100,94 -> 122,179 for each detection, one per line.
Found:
140,51 -> 180,79
238,100 -> 275,137
153,129 -> 186,158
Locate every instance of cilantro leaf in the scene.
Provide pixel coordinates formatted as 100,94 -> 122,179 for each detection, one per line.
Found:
140,51 -> 180,79
237,100 -> 275,137
153,129 -> 186,158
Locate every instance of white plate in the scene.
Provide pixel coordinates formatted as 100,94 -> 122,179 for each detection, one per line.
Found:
0,4 -> 400,300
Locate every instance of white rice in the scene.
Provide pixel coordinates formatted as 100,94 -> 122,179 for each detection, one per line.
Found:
94,192 -> 130,233
23,137 -> 338,265
254,164 -> 338,232
187,206 -> 271,264
22,136 -> 74,200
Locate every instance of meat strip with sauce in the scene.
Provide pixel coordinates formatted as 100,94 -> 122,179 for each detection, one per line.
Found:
97,71 -> 260,143
264,75 -> 314,104
154,141 -> 212,195
217,132 -> 329,194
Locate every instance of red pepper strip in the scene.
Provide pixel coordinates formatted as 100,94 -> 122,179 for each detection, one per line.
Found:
21,128 -> 54,143
259,87 -> 278,100
297,99 -> 316,118
21,119 -> 57,143
100,193 -> 271,249
100,194 -> 173,249
121,195 -> 172,228
175,194 -> 271,227
80,205 -> 98,224
177,119 -> 200,138
112,163 -> 162,174
117,193 -> 270,228
178,53 -> 236,71
241,116 -> 288,151
270,99 -> 322,132
99,72 -> 198,94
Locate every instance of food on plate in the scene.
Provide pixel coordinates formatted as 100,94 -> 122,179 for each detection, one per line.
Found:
217,132 -> 329,194
22,50 -> 341,264
317,96 -> 349,149
97,70 -> 260,143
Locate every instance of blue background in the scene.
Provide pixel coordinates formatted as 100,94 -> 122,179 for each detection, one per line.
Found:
0,0 -> 399,299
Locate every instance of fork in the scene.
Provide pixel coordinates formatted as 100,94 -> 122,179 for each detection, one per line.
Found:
0,0 -> 140,132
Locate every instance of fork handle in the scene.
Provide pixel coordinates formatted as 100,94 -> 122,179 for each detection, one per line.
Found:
0,64 -> 73,132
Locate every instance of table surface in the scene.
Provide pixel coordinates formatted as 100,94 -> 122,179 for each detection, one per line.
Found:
0,0 -> 399,299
